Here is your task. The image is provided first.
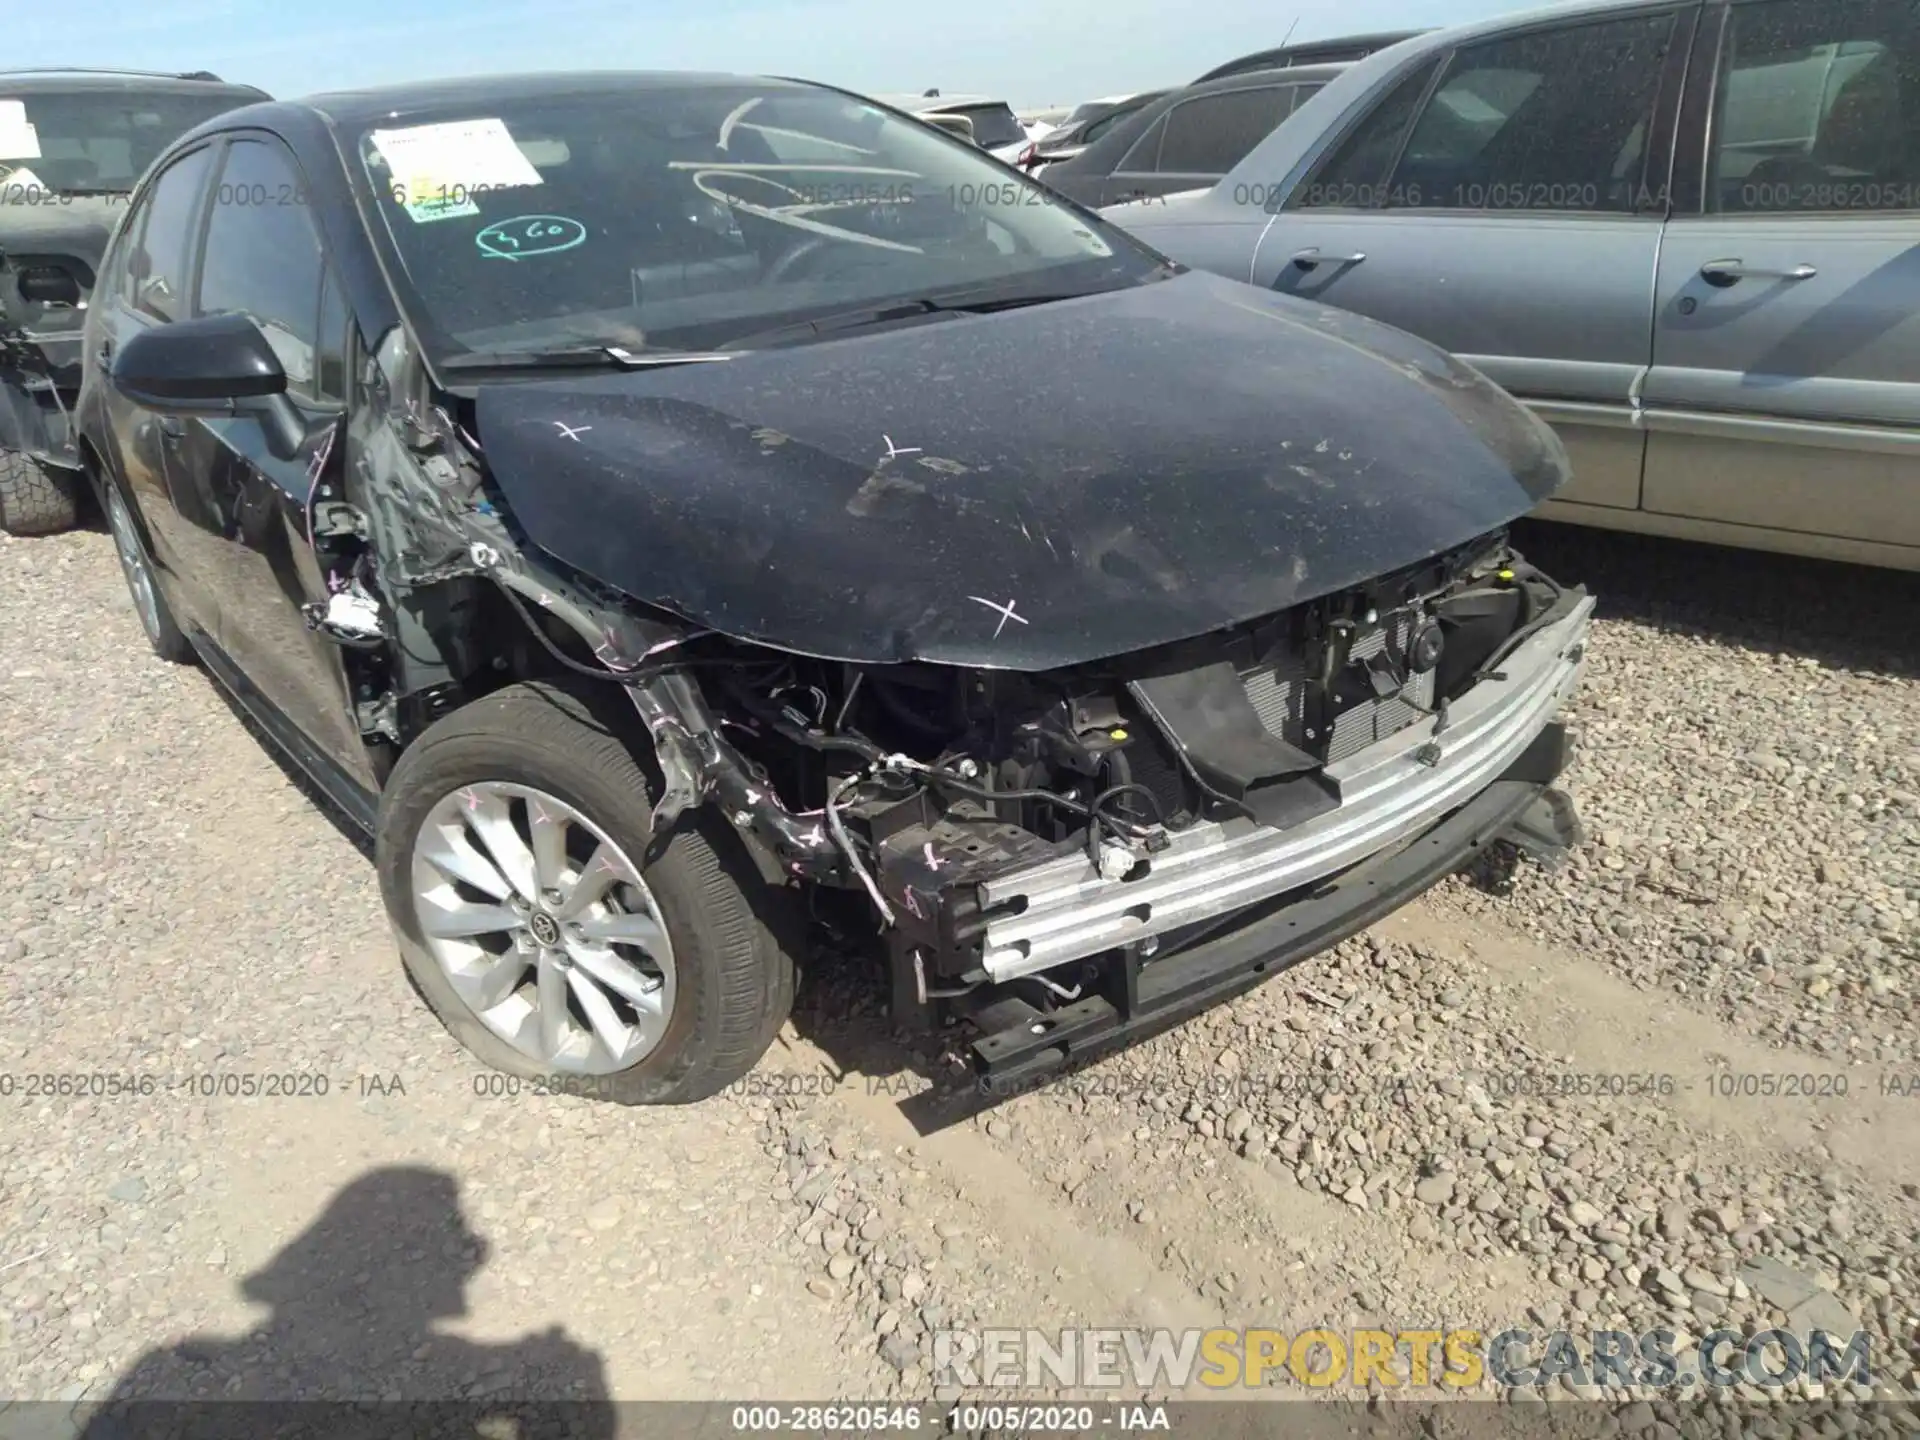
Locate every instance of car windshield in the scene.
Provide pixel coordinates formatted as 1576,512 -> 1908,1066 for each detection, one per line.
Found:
350,82 -> 1161,361
0,88 -> 256,194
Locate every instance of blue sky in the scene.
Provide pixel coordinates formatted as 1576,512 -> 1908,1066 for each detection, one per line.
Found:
12,0 -> 1557,108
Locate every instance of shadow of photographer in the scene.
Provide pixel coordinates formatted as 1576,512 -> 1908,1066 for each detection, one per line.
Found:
75,1165 -> 615,1439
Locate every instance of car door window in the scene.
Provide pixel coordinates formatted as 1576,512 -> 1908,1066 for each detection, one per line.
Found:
195,137 -> 336,400
1154,85 -> 1296,173
1711,0 -> 1920,213
1287,57 -> 1441,208
315,266 -> 353,404
128,145 -> 214,322
1397,12 -> 1679,211
1290,12 -> 1678,214
1115,114 -> 1167,173
103,191 -> 149,308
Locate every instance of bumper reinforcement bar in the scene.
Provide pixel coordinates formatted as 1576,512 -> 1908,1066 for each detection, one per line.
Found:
975,593 -> 1593,982
967,723 -> 1575,1088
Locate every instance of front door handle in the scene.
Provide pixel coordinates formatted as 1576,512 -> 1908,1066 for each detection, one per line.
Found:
157,416 -> 185,440
1291,247 -> 1366,270
1701,258 -> 1817,287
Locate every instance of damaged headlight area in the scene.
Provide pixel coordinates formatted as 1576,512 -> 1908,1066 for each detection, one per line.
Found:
436,520 -> 1591,1084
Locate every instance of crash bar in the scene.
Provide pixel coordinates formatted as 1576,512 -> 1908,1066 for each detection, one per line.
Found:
977,594 -> 1595,981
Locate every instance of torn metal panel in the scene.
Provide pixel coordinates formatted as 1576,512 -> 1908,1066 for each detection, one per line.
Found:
352,323 -> 490,588
623,669 -> 837,875
456,531 -> 836,879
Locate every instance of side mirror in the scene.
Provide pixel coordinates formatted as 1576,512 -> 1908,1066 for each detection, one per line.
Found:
111,311 -> 287,408
111,312 -> 310,461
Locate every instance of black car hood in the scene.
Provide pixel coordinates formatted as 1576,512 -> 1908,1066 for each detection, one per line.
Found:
473,270 -> 1569,670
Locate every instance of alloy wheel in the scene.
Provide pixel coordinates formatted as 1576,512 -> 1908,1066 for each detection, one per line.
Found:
409,782 -> 677,1073
105,487 -> 162,645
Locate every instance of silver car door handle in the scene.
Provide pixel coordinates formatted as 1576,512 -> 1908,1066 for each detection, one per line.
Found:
1701,258 -> 1817,286
157,416 -> 186,439
1291,248 -> 1366,269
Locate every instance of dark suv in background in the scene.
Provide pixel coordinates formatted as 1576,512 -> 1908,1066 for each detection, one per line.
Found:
0,68 -> 267,534
1191,30 -> 1427,81
1039,65 -> 1346,209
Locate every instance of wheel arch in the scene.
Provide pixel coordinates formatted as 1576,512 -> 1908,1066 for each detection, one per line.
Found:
77,432 -> 154,549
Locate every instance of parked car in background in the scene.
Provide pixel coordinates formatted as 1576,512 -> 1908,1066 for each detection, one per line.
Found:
0,67 -> 269,534
1016,90 -> 1170,173
922,112 -> 978,143
1018,108 -> 1069,142
877,91 -> 1031,162
1108,0 -> 1920,573
1044,93 -> 1155,135
76,69 -> 1591,1102
1038,66 -> 1344,208
1194,30 -> 1427,82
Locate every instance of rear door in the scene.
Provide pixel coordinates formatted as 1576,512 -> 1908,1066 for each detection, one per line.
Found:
170,133 -> 372,784
1099,82 -> 1307,205
1252,4 -> 1698,512
1640,0 -> 1920,559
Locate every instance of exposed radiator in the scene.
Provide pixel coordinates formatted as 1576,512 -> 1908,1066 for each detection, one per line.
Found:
1241,610 -> 1436,764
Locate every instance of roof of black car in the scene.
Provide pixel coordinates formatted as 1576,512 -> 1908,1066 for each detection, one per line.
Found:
298,70 -> 815,127
0,69 -> 265,97
1118,61 -> 1351,119
1178,62 -> 1350,97
1193,30 -> 1425,82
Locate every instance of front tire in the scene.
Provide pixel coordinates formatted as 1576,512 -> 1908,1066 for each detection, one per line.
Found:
0,448 -> 80,535
375,680 -> 798,1104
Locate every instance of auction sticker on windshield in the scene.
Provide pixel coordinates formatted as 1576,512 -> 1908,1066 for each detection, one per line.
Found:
370,117 -> 542,222
0,100 -> 42,160
404,191 -> 480,223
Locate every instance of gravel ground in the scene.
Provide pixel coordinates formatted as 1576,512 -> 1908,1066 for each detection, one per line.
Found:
1,515 -> 1915,1436
1448,524 -> 1919,1064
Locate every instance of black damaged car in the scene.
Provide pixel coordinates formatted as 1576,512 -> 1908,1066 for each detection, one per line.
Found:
0,67 -> 269,534
75,72 -> 1595,1103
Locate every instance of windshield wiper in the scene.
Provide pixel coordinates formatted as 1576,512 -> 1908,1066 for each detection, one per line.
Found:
718,298 -> 948,350
440,345 -> 738,374
719,287 -> 1101,351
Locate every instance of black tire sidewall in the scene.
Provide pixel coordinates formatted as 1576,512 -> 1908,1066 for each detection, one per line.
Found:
374,685 -> 783,1105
